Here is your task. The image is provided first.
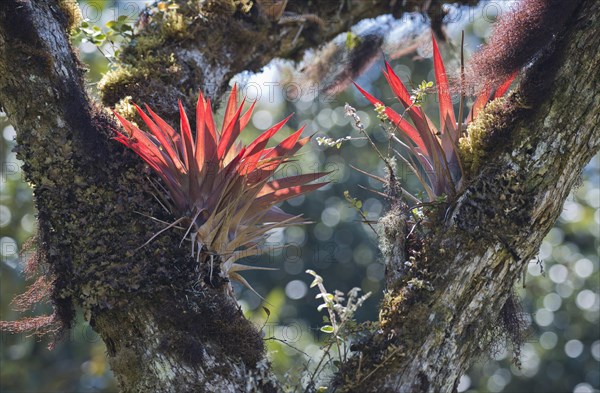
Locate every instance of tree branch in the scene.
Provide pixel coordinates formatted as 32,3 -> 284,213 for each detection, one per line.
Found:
98,0 -> 479,123
0,1 -> 273,390
333,0 -> 600,391
0,0 -> 480,390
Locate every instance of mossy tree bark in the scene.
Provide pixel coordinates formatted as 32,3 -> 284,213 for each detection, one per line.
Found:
333,1 -> 600,391
0,0 -> 598,392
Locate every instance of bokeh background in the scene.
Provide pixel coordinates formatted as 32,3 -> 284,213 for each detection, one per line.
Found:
1,1 -> 598,392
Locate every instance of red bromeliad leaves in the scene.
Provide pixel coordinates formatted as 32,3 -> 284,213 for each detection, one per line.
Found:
468,70 -> 517,122
114,85 -> 328,292
432,36 -> 457,138
355,34 -> 516,201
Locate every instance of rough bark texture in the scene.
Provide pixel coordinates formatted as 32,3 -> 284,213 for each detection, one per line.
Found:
97,0 -> 478,124
334,1 -> 600,391
0,1 -> 275,391
0,0 -> 598,392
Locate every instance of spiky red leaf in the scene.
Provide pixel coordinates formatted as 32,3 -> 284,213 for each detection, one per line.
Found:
493,70 -> 518,99
255,182 -> 329,209
353,82 -> 427,152
258,172 -> 331,197
217,101 -> 245,160
432,34 -> 457,136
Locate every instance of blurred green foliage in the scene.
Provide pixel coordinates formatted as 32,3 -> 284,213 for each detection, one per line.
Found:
1,1 -> 598,392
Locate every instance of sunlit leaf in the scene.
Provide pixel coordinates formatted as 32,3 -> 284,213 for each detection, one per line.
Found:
114,85 -> 326,297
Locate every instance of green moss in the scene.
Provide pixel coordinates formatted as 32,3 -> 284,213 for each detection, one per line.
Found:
378,291 -> 405,329
98,66 -> 134,100
234,0 -> 254,14
162,12 -> 188,38
132,34 -> 165,54
114,96 -> 137,121
58,0 -> 83,33
406,278 -> 430,291
97,0 -> 272,117
377,209 -> 404,259
459,97 -> 508,177
98,6 -> 197,112
204,0 -> 237,15
99,53 -> 182,112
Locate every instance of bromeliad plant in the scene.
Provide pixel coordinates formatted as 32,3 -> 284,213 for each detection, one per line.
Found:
114,85 -> 328,295
354,33 -> 515,202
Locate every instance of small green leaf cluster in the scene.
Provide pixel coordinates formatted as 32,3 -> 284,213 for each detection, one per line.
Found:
343,190 -> 363,211
374,103 -> 388,121
72,16 -> 134,62
316,135 -> 352,149
76,16 -> 132,46
305,270 -> 371,386
104,16 -> 134,39
345,32 -> 362,50
76,20 -> 108,46
409,80 -> 434,107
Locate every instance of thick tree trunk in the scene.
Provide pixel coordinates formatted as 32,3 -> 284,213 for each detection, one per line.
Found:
0,1 -> 277,391
0,0 -> 598,392
333,0 -> 600,391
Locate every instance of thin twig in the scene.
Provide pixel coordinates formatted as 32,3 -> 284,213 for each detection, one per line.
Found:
264,337 -> 312,359
305,341 -> 335,393
356,347 -> 402,386
345,103 -> 395,180
133,216 -> 186,253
